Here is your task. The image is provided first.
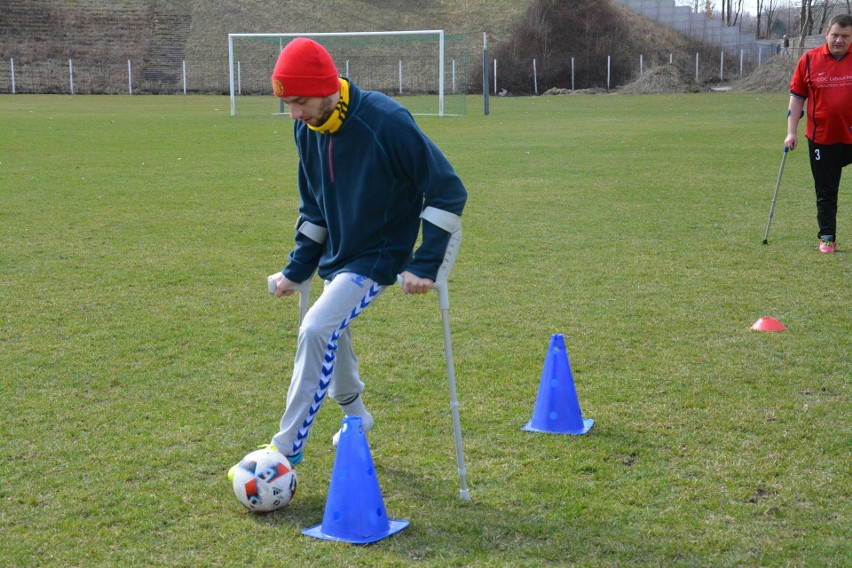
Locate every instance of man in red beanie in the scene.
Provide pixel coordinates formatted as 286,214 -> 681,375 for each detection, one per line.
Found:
248,37 -> 467,469
785,14 -> 852,254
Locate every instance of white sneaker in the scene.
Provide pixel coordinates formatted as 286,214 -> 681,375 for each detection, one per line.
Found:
819,239 -> 837,254
332,397 -> 374,446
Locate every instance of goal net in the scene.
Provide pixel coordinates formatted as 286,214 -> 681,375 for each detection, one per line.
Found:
228,31 -> 473,117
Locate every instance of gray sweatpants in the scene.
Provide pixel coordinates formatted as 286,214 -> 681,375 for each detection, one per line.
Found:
271,272 -> 383,458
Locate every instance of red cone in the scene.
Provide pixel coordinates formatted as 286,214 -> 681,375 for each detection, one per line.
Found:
750,317 -> 786,332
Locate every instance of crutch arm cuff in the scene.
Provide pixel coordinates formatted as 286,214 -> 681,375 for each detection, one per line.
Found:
296,218 -> 328,244
421,206 -> 461,234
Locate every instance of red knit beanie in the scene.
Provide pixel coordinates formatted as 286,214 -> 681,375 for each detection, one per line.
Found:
271,38 -> 339,98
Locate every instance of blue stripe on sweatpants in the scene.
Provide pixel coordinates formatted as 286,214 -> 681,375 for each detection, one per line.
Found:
289,282 -> 382,456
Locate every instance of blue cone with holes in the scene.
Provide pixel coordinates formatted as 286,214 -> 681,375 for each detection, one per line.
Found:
522,333 -> 594,435
303,416 -> 408,544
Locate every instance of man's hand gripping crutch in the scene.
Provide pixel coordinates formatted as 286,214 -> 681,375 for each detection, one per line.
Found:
398,206 -> 471,502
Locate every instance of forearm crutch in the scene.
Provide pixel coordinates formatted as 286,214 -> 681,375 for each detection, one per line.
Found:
762,147 -> 789,245
402,207 -> 470,501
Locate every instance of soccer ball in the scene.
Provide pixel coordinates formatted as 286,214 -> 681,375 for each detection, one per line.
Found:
231,447 -> 297,513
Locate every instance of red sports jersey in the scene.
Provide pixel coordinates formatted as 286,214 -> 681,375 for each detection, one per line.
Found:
789,44 -> 852,145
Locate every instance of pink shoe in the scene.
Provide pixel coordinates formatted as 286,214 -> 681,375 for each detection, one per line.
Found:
819,240 -> 836,254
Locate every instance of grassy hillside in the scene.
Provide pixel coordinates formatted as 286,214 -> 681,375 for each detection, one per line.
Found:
186,0 -> 532,92
0,0 -> 531,94
0,0 -> 154,93
188,0 -> 527,41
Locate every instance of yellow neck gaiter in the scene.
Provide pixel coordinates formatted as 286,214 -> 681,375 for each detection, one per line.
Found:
308,78 -> 350,134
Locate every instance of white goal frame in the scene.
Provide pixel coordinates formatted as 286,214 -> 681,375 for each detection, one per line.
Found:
228,30 -> 447,117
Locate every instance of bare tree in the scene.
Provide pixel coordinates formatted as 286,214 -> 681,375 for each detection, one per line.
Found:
675,0 -> 700,11
799,0 -> 813,45
761,0 -> 781,38
814,0 -> 831,34
721,0 -> 744,26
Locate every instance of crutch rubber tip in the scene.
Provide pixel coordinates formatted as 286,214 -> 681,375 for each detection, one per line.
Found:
762,239 -> 768,245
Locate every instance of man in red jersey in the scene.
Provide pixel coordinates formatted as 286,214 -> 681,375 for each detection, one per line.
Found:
785,14 -> 852,254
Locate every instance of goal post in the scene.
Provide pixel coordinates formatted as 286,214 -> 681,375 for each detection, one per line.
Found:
228,30 -> 472,117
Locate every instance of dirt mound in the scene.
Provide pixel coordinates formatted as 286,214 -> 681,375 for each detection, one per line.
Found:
733,55 -> 797,92
619,64 -> 703,94
542,87 -> 609,95
569,88 -> 609,95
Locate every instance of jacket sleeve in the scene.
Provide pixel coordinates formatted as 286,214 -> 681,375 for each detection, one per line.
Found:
282,150 -> 326,283
386,109 -> 468,280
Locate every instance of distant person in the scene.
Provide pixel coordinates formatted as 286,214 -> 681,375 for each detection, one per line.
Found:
783,35 -> 790,56
785,14 -> 852,254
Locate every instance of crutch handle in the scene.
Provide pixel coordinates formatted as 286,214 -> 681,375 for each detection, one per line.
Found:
268,275 -> 312,325
397,227 -> 460,307
395,274 -> 450,309
267,276 -> 311,296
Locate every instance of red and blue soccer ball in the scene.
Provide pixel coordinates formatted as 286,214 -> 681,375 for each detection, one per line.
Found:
231,447 -> 297,513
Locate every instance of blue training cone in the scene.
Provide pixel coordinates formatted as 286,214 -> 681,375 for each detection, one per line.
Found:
303,416 -> 409,544
522,333 -> 594,435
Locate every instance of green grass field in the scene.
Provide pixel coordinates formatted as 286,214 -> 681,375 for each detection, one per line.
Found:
1,93 -> 849,567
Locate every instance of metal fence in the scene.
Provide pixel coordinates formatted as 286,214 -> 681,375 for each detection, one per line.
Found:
0,56 -> 228,95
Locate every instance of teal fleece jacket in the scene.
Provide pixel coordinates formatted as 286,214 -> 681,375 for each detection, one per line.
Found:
282,80 -> 468,286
